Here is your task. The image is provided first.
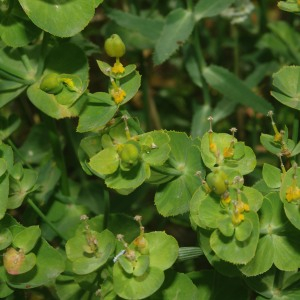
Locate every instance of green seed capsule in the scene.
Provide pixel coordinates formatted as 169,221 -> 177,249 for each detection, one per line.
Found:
206,170 -> 228,195
40,73 -> 63,94
120,142 -> 140,165
104,34 -> 126,58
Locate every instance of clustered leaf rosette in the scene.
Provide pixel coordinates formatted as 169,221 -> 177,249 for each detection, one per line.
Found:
0,214 -> 64,295
113,231 -> 179,299
0,143 -> 38,220
65,218 -> 116,275
191,123 -> 262,267
27,43 -> 89,119
87,119 -> 171,194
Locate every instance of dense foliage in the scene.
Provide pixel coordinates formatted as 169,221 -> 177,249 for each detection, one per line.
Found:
0,0 -> 300,299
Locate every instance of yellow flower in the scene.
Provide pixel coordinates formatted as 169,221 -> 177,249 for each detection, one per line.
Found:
112,61 -> 125,74
286,184 -> 300,202
111,87 -> 126,104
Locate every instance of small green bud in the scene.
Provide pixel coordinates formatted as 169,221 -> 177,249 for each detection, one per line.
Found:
104,34 -> 126,58
40,73 -> 63,94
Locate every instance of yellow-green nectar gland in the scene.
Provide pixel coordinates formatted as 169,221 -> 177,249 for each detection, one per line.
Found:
207,116 -> 219,160
267,111 -> 282,142
112,58 -> 125,74
231,191 -> 250,225
61,77 -> 80,93
223,127 -> 237,158
110,78 -> 126,104
286,165 -> 300,202
132,216 -> 149,254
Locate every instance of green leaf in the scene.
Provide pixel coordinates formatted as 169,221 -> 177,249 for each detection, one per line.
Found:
150,270 -> 199,299
183,44 -> 203,88
0,174 -> 9,220
119,71 -> 141,105
203,65 -> 273,113
105,162 -> 151,195
210,211 -> 260,265
0,1 -> 41,47
106,9 -> 164,47
153,8 -> 195,65
27,43 -> 89,119
278,1 -> 300,13
133,255 -> 150,277
140,131 -> 171,166
145,232 -> 178,271
242,186 -> 263,213
235,219 -> 253,242
12,226 -> 41,254
280,166 -> 300,230
198,229 -> 241,277
218,217 -> 235,237
190,269 -> 250,300
113,264 -> 164,300
271,66 -> 300,110
66,230 -> 116,275
77,93 -> 117,133
0,228 -> 12,250
155,132 -> 205,216
18,0 -> 96,37
194,0 -> 235,20
89,147 -> 119,176
262,163 -> 282,189
8,169 -> 38,210
239,235 -> 274,277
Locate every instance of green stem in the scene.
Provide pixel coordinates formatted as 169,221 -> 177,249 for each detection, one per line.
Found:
258,0 -> 267,34
186,0 -> 193,10
151,165 -> 183,177
27,198 -> 66,242
7,139 -> 33,170
231,24 -> 239,77
193,26 -> 211,106
17,48 -> 34,73
43,116 -> 70,196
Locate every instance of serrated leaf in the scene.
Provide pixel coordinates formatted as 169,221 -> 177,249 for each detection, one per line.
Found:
203,65 -> 273,113
153,8 -> 195,65
194,0 -> 235,20
106,9 -> 164,43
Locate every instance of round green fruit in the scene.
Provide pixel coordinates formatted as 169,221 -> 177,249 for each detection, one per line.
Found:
206,170 -> 228,195
104,34 -> 126,58
119,142 -> 140,166
40,73 -> 63,94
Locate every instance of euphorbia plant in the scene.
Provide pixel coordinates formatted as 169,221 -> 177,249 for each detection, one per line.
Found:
1,1 -> 300,299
